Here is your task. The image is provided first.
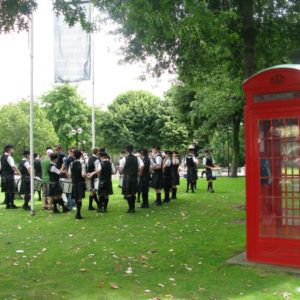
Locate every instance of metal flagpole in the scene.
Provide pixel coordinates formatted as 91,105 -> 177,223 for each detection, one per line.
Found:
91,4 -> 95,148
30,12 -> 35,216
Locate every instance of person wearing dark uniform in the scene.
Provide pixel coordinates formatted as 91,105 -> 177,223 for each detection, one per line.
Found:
120,144 -> 144,213
34,152 -> 42,201
185,148 -> 198,193
151,145 -> 163,206
54,145 -> 66,176
19,150 -> 31,210
0,144 -> 21,209
64,147 -> 76,210
96,152 -> 116,213
87,147 -> 100,210
137,148 -> 153,208
171,151 -> 181,199
162,151 -> 172,203
203,150 -> 215,193
48,153 -> 70,213
69,150 -> 86,219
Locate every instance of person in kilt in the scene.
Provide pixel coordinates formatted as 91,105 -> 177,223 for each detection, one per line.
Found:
48,153 -> 70,213
33,152 -> 42,201
19,150 -> 31,210
70,150 -> 86,219
137,148 -> 154,208
96,152 -> 116,213
0,144 -> 21,209
184,148 -> 198,193
203,150 -> 215,193
86,147 -> 100,210
151,145 -> 163,206
162,151 -> 172,203
171,151 -> 181,199
120,144 -> 144,213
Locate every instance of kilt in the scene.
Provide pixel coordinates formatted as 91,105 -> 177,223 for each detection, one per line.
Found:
20,176 -> 30,195
151,173 -> 163,189
72,182 -> 85,199
49,181 -> 62,197
187,168 -> 197,182
122,175 -> 138,195
98,180 -> 113,196
138,177 -> 149,194
206,169 -> 213,181
163,175 -> 172,190
1,175 -> 15,193
171,172 -> 180,186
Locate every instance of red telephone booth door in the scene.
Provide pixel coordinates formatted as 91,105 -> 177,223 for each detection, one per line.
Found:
244,65 -> 300,267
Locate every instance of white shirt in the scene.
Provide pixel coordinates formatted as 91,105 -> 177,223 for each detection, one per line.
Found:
153,154 -> 162,167
164,158 -> 171,167
82,153 -> 89,165
92,155 -> 100,171
21,158 -> 30,169
68,160 -> 87,176
203,156 -> 213,167
97,159 -> 116,173
119,156 -> 144,169
4,152 -> 15,167
50,164 -> 61,175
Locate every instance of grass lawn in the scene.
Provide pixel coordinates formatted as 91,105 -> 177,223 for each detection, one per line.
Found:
0,177 -> 300,300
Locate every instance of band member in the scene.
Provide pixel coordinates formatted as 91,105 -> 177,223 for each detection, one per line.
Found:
87,147 -> 100,210
34,152 -> 42,201
19,150 -> 31,210
70,150 -> 86,219
203,150 -> 215,192
0,144 -> 21,209
48,153 -> 70,213
137,148 -> 154,208
120,144 -> 144,213
95,152 -> 116,213
151,145 -> 163,206
171,151 -> 181,199
162,151 -> 172,203
64,147 -> 76,209
185,148 -> 198,193
41,148 -> 53,210
54,144 -> 66,175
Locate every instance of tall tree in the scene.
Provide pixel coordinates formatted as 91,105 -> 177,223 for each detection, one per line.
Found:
0,100 -> 59,162
40,84 -> 91,151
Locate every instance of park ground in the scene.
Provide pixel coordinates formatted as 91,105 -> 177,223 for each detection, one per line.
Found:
0,177 -> 300,300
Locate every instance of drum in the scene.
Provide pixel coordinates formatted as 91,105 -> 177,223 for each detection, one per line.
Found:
118,174 -> 123,188
212,168 -> 221,178
94,178 -> 99,190
34,178 -> 43,192
85,178 -> 91,191
59,179 -> 73,194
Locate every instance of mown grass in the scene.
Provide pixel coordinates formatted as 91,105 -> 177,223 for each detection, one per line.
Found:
0,177 -> 300,300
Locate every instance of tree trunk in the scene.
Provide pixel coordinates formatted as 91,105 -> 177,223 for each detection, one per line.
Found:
231,114 -> 242,178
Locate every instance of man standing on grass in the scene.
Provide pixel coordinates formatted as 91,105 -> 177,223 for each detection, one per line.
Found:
203,150 -> 215,193
0,144 -> 21,209
185,148 -> 198,193
41,148 -> 53,210
120,144 -> 144,213
151,145 -> 163,206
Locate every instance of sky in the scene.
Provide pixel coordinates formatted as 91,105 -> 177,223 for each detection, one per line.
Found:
0,0 -> 175,108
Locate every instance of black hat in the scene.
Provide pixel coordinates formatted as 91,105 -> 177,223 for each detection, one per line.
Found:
205,149 -> 210,153
121,150 -> 126,154
126,144 -> 134,152
188,148 -> 195,152
50,153 -> 58,161
99,148 -> 106,153
73,149 -> 82,159
165,150 -> 171,155
173,151 -> 179,154
4,144 -> 13,152
153,145 -> 161,150
23,150 -> 30,156
100,152 -> 108,157
148,150 -> 152,153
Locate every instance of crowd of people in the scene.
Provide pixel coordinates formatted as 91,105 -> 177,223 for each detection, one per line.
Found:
0,143 -> 216,219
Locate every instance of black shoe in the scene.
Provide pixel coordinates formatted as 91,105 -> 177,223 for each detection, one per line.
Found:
138,204 -> 149,208
6,205 -> 11,209
75,215 -> 84,219
192,191 -> 195,193
88,206 -> 96,211
53,208 -> 60,213
185,190 -> 189,193
97,208 -> 103,213
23,205 -> 30,210
151,200 -> 162,206
10,204 -> 19,209
103,208 -> 107,213
163,199 -> 170,203
210,189 -> 215,193
63,207 -> 71,212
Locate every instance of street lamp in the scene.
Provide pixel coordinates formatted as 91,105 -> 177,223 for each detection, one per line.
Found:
71,128 -> 82,148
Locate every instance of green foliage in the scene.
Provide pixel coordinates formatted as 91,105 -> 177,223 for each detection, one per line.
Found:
40,84 -> 91,151
99,90 -> 189,153
0,0 -> 37,33
0,100 -> 59,162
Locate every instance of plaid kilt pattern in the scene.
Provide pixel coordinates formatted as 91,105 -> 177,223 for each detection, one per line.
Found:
122,175 -> 138,195
98,180 -> 113,196
1,175 -> 15,193
72,182 -> 85,199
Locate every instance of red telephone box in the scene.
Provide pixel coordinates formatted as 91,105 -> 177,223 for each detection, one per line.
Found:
243,64 -> 300,267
